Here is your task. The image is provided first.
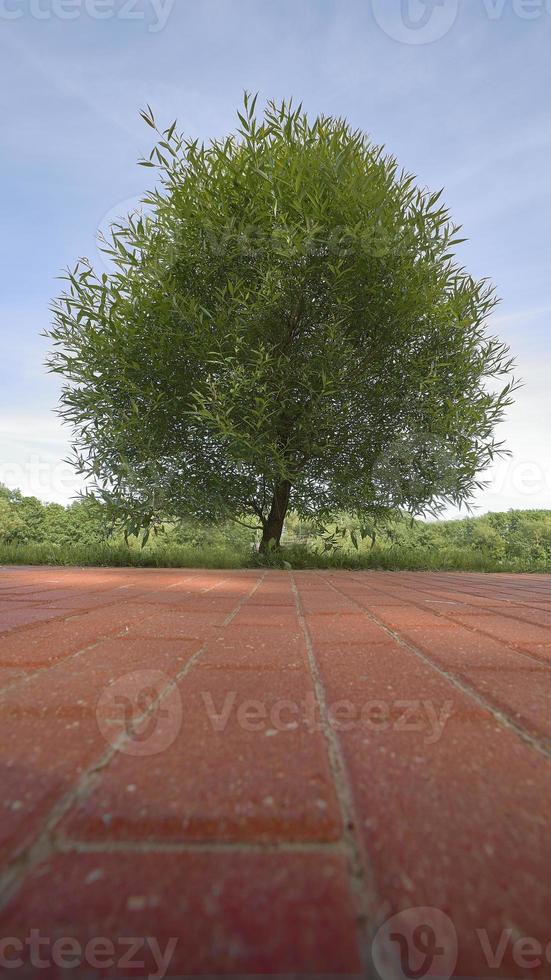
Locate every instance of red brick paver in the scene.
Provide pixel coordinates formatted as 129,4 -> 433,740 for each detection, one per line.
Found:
0,566 -> 550,979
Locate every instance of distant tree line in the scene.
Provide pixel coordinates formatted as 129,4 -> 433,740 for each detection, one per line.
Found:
0,484 -> 251,551
284,508 -> 551,565
2,484 -> 551,567
0,485 -> 110,547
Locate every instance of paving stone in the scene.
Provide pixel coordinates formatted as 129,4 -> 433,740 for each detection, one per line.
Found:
0,607 -> 74,634
1,566 -> 550,979
392,625 -> 551,739
62,670 -> 342,844
0,639 -> 200,865
198,631 -> 308,670
0,666 -> 29,691
123,608 -> 230,639
0,851 -> 362,976
218,624 -> 304,650
310,623 -> 551,980
361,604 -> 458,629
444,612 -> 551,648
0,605 -> 161,668
0,707 -> 104,865
305,612 -> 391,645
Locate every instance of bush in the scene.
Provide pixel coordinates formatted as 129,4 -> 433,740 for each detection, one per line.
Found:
1,483 -> 550,572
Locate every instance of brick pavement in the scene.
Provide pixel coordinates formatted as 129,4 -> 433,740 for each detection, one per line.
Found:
0,566 -> 550,978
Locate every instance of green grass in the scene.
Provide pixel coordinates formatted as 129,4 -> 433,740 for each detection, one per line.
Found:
0,541 -> 249,569
2,538 -> 550,573
254,543 -> 551,573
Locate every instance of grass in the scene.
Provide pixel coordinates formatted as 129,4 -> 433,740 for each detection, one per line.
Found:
1,539 -> 550,573
0,541 -> 249,569
257,543 -> 551,573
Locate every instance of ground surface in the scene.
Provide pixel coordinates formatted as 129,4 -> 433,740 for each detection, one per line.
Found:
0,566 -> 550,979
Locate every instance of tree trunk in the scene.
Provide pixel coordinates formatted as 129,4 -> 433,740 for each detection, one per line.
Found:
259,480 -> 291,552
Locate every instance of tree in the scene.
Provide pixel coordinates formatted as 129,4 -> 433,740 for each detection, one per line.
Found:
47,95 -> 516,551
0,489 -> 47,545
0,485 -> 25,545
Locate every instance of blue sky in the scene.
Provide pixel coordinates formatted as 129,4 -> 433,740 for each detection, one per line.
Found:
1,0 -> 550,516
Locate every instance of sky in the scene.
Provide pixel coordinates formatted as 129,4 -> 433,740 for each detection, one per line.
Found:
0,0 -> 550,518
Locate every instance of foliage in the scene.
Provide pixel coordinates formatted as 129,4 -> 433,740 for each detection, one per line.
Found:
1,486 -> 551,573
0,484 -> 252,560
283,508 -> 551,571
47,95 -> 516,549
0,485 -> 112,547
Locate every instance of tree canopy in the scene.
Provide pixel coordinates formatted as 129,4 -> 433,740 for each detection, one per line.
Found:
48,95 -> 516,549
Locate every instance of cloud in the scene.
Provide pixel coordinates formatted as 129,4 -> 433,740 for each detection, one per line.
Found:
1,0 -> 550,519
0,415 -> 83,505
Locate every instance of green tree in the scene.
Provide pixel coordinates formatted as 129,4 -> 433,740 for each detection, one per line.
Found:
48,96 -> 516,550
0,485 -> 26,544
11,496 -> 47,544
64,497 -> 112,547
42,503 -> 71,547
